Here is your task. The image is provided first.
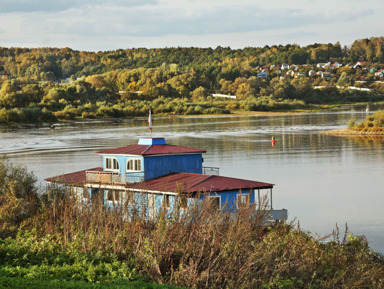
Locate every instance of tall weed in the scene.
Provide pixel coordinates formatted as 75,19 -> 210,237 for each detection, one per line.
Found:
0,161 -> 383,288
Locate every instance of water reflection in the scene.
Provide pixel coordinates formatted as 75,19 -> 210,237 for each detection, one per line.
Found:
1,103 -> 384,252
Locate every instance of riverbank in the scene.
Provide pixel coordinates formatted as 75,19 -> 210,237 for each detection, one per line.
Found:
0,102 -> 360,129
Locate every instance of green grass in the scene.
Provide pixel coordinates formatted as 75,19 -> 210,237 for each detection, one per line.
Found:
0,236 -> 184,289
0,277 -> 183,289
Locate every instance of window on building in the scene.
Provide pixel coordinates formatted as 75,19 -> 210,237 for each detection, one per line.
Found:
209,196 -> 221,211
83,188 -> 89,200
105,157 -> 119,171
107,190 -> 114,202
124,191 -> 135,205
237,193 -> 250,208
127,158 -> 142,172
179,197 -> 188,210
107,190 -> 121,203
70,186 -> 82,200
163,195 -> 170,208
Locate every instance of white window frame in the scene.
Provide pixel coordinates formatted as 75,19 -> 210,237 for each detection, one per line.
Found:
254,189 -> 271,209
236,193 -> 250,209
126,158 -> 142,172
105,157 -> 120,171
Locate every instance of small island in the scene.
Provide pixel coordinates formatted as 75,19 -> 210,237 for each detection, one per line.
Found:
320,110 -> 384,135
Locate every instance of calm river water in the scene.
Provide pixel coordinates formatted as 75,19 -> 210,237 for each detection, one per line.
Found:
1,104 -> 384,252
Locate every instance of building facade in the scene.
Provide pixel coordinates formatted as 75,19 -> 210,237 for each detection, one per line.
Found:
46,137 -> 287,222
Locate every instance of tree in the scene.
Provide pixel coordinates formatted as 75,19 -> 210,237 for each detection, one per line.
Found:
0,81 -> 16,97
0,157 -> 39,237
85,74 -> 109,89
336,72 -> 350,87
21,84 -> 43,105
291,77 -> 313,99
43,87 -> 67,103
25,64 -> 45,80
40,71 -> 56,82
192,86 -> 206,101
269,78 -> 295,99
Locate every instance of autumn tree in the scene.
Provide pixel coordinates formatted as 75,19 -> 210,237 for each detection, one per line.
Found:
192,86 -> 206,101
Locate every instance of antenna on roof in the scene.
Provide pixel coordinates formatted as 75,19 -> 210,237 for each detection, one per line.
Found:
148,110 -> 152,135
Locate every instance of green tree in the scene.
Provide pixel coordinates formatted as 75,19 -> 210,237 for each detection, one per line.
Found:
192,86 -> 206,101
336,72 -> 350,87
291,77 -> 313,99
0,81 -> 16,97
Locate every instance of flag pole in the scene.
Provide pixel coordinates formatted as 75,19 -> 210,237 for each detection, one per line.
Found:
148,110 -> 152,135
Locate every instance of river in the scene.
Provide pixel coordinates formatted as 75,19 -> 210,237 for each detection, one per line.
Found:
1,103 -> 383,252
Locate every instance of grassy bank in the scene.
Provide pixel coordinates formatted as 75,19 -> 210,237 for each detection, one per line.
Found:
348,110 -> 384,133
320,110 -> 384,136
0,235 -> 183,289
1,158 -> 384,288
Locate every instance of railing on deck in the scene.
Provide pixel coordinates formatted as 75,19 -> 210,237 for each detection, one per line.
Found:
86,171 -> 143,185
263,209 -> 288,224
86,171 -> 123,184
203,166 -> 220,175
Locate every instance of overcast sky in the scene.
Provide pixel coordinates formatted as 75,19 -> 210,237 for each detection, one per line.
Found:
0,0 -> 382,51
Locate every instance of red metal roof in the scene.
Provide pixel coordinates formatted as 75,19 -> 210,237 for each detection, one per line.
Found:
46,170 -> 273,193
45,167 -> 103,184
127,173 -> 273,193
97,144 -> 206,156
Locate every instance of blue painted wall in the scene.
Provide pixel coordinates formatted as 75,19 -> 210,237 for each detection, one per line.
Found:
144,154 -> 203,180
102,153 -> 203,182
102,154 -> 145,182
204,189 -> 256,212
74,185 -> 269,219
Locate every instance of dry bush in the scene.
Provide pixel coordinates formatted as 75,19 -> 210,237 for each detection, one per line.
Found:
0,175 -> 382,289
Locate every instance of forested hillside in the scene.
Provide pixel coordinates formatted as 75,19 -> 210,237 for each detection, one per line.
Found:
0,37 -> 384,123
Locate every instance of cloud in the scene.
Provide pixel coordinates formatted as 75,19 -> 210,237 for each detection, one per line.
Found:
0,0 -> 157,13
0,0 -> 379,51
51,5 -> 372,38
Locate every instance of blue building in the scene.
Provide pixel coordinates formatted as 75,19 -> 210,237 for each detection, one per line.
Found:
46,137 -> 287,222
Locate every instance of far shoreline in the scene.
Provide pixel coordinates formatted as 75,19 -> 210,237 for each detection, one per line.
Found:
0,110 -> 311,129
0,101 -> 381,129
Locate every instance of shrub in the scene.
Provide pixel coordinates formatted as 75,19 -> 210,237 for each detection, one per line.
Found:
348,118 -> 356,129
30,189 -> 383,288
0,158 -> 39,237
351,110 -> 384,132
1,160 -> 384,288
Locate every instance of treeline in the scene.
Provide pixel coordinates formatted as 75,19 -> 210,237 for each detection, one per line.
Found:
1,37 -> 384,80
0,158 -> 384,288
1,37 -> 384,124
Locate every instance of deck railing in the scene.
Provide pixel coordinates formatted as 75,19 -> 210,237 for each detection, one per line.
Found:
203,166 -> 220,175
86,171 -> 123,184
263,209 -> 288,224
86,171 -> 143,185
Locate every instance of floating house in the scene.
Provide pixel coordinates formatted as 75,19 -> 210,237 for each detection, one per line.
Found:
45,137 -> 287,222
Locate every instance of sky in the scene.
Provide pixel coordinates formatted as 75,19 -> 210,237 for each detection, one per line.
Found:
0,0 -> 383,52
